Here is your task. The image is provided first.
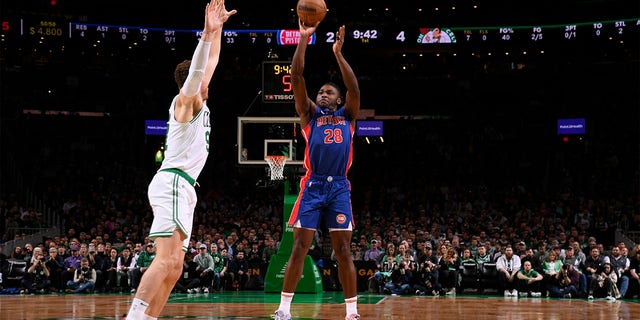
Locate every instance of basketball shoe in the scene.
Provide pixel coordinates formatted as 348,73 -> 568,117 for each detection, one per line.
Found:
272,310 -> 291,320
345,314 -> 361,320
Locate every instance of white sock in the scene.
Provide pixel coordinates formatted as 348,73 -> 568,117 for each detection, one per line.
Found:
143,316 -> 157,320
345,296 -> 358,315
278,292 -> 294,314
126,298 -> 150,319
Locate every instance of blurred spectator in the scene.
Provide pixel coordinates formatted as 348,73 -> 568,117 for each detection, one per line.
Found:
176,254 -> 201,294
588,263 -> 619,300
364,239 -> 382,265
438,247 -> 459,295
116,247 -> 133,292
102,248 -> 120,292
219,248 -> 233,290
44,246 -> 64,292
21,248 -> 51,294
22,243 -> 34,263
561,246 -> 587,297
475,245 -> 493,264
229,251 -> 249,290
412,252 -> 441,296
608,245 -> 630,298
65,258 -> 96,294
515,260 -> 543,297
628,248 -> 640,298
261,238 -> 277,267
62,245 -> 82,284
384,261 -> 412,295
130,243 -> 156,293
210,244 -> 224,291
584,247 -> 610,289
548,263 -> 579,299
496,246 -> 521,297
193,244 -> 215,293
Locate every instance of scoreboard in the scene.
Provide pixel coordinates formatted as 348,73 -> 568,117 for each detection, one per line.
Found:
1,16 -> 637,49
2,15 -> 637,105
262,61 -> 294,103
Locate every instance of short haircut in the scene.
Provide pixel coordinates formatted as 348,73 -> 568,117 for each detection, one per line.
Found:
174,60 -> 191,89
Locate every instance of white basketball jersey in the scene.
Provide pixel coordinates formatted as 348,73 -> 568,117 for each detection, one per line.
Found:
159,95 -> 211,181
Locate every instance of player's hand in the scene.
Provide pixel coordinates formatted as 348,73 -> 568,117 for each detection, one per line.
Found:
206,0 -> 237,32
333,25 -> 345,54
298,19 -> 319,38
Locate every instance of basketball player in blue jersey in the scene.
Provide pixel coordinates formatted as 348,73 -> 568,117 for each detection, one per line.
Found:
274,20 -> 361,320
125,1 -> 236,319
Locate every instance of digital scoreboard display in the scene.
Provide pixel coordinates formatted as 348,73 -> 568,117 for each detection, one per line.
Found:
262,61 -> 294,103
1,16 -> 637,49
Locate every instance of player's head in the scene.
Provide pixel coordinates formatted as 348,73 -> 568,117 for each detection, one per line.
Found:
174,60 -> 191,89
316,82 -> 342,111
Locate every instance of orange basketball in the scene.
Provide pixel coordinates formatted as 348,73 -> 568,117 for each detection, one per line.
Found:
296,0 -> 327,26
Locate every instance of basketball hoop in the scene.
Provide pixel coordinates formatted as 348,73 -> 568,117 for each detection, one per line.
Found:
265,155 -> 287,180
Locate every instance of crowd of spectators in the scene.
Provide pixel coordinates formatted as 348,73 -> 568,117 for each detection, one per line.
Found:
1,164 -> 639,298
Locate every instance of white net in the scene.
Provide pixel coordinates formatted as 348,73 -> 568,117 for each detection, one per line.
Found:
265,155 -> 287,180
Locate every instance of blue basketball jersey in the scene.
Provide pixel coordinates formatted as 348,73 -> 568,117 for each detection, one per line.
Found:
288,105 -> 355,230
301,106 -> 354,176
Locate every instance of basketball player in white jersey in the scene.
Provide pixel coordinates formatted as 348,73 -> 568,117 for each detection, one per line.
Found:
126,1 -> 236,319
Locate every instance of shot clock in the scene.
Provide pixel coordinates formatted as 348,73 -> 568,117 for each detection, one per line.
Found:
262,61 -> 294,103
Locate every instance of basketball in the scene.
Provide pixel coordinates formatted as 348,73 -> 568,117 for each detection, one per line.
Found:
296,0 -> 327,26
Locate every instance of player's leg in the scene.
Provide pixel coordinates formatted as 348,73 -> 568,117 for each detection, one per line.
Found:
327,180 -> 358,319
127,230 -> 185,319
145,231 -> 186,316
274,227 -> 315,319
330,229 -> 357,295
282,228 -> 316,291
330,229 -> 359,319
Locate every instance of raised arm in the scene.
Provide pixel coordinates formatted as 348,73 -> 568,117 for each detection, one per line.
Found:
292,19 -> 319,128
201,0 -> 237,101
175,0 -> 236,122
333,25 -> 360,124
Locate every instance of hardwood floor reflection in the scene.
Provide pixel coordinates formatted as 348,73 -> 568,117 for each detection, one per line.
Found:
0,292 -> 638,320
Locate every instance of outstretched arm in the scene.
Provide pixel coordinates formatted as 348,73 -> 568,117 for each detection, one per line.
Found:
333,25 -> 360,123
292,19 -> 319,128
175,0 -> 236,122
201,0 -> 237,101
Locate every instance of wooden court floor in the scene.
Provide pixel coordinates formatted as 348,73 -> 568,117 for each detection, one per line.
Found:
1,291 -> 639,320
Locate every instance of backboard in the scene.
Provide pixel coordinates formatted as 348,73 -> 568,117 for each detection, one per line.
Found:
237,117 -> 304,166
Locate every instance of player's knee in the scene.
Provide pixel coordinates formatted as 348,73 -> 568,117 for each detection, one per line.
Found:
334,245 -> 353,261
170,258 -> 184,277
292,239 -> 310,253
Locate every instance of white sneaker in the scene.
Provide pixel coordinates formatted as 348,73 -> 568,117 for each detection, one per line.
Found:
504,290 -> 510,297
588,295 -> 594,300
194,287 -> 201,293
272,310 -> 291,320
512,290 -> 518,297
606,296 -> 616,302
203,287 -> 209,293
519,292 -> 528,297
532,292 -> 542,297
187,289 -> 194,294
130,288 -> 136,294
345,314 -> 361,320
446,288 -> 456,295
